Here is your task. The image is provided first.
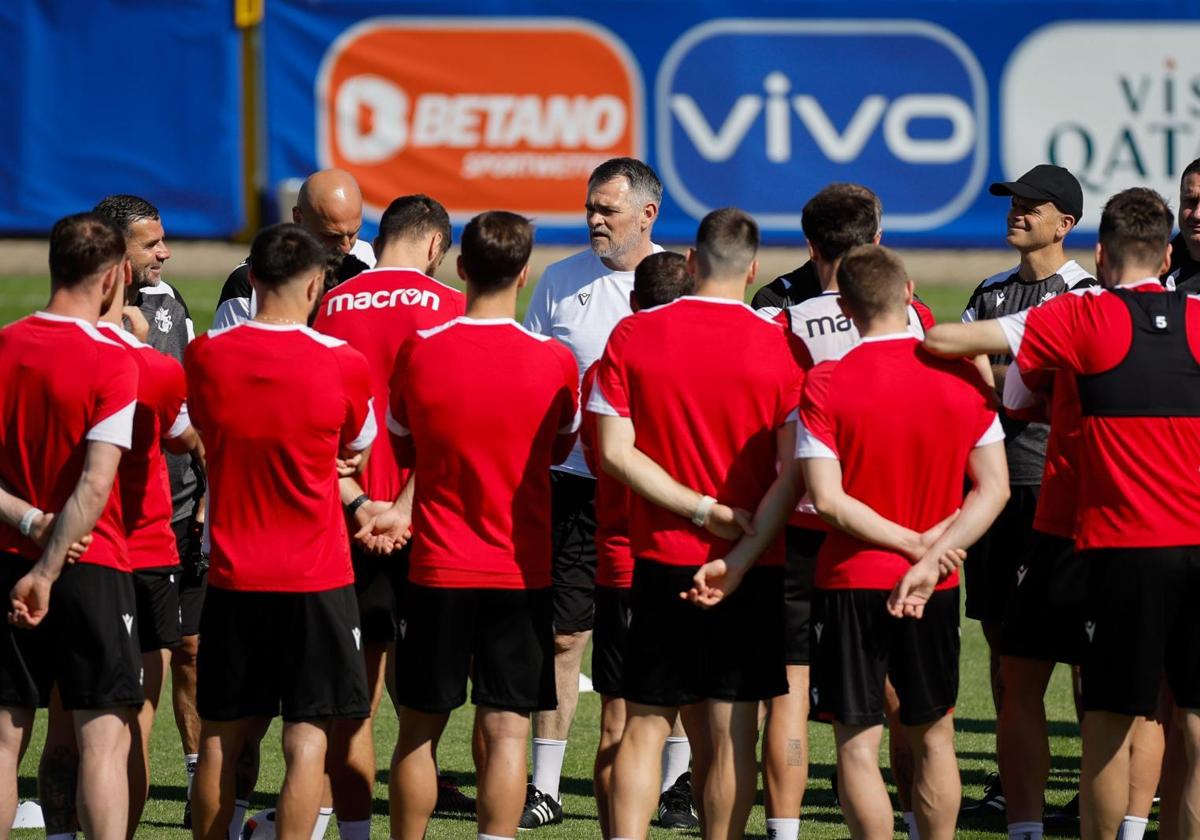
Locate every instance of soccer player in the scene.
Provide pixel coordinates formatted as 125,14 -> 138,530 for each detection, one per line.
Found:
386,211 -> 579,840
581,250 -> 697,838
957,164 -> 1092,817
591,207 -> 798,839
0,213 -> 142,840
213,169 -> 375,329
1164,157 -> 1200,291
185,223 -> 375,840
520,157 -> 664,827
923,188 -> 1191,840
311,193 -> 468,836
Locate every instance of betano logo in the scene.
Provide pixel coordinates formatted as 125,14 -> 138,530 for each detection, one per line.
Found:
316,18 -> 644,223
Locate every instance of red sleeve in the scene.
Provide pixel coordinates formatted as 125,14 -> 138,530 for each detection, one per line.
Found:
774,332 -> 805,427
388,336 -> 417,466
1015,291 -> 1129,375
552,342 -> 581,465
593,316 -> 634,417
579,366 -> 600,475
153,353 -> 187,437
336,346 -> 375,451
913,299 -> 936,330
797,362 -> 838,456
182,337 -> 208,433
784,327 -> 815,371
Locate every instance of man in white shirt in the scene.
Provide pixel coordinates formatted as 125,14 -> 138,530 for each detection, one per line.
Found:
518,158 -> 667,828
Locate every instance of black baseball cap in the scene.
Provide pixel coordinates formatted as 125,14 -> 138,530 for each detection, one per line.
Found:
989,164 -> 1083,223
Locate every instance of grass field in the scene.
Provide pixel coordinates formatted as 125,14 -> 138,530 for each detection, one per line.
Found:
0,274 -> 1100,839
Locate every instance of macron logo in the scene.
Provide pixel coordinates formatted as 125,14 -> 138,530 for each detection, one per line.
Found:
814,622 -> 824,643
1085,621 -> 1096,642
325,288 -> 441,317
398,619 -> 407,640
578,290 -> 592,306
352,627 -> 361,651
1016,566 -> 1028,585
122,613 -> 134,636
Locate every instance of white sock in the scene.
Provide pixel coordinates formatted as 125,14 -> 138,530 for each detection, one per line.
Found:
228,800 -> 249,840
531,738 -> 567,801
766,817 -> 800,840
311,807 -> 333,840
660,736 -> 691,792
478,835 -> 513,840
903,811 -> 920,840
1118,816 -> 1149,840
1008,821 -> 1043,840
338,818 -> 370,840
185,753 -> 199,798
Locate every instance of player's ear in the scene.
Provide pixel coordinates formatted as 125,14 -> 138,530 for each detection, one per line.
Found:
746,258 -> 759,287
629,290 -> 639,312
807,241 -> 819,262
873,229 -> 883,245
1161,241 -> 1173,278
686,248 -> 698,277
904,278 -> 915,305
291,206 -> 303,225
122,257 -> 133,290
516,263 -> 531,291
456,254 -> 468,283
642,201 -> 658,231
1094,241 -> 1106,280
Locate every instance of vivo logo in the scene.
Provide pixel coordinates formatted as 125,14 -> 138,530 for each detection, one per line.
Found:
656,20 -> 989,231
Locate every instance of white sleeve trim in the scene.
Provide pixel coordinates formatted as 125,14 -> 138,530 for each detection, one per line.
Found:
165,402 -> 191,439
795,420 -> 837,460
1001,366 -> 1037,411
211,297 -> 251,331
997,310 -> 1028,358
559,409 -> 582,435
347,399 -> 378,451
385,404 -> 410,437
975,415 -> 1005,448
86,400 -> 136,449
585,381 -> 621,417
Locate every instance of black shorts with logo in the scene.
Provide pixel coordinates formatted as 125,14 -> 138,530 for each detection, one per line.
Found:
197,584 -> 370,722
812,587 -> 959,727
394,584 -> 556,714
622,560 -> 787,707
784,527 -> 824,666
0,555 -> 142,711
351,542 -> 409,646
1080,546 -> 1200,717
965,484 -> 1039,623
172,517 -> 207,637
550,471 -> 598,634
132,565 -> 183,653
592,585 -> 632,697
1001,531 -> 1087,665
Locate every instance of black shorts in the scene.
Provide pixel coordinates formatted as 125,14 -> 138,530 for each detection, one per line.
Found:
172,517 -> 206,637
0,556 -> 142,711
1080,546 -> 1200,716
592,585 -> 632,697
812,588 -> 959,727
197,585 -> 370,722
132,566 -> 182,653
394,584 -> 556,714
1001,532 -> 1087,664
965,484 -> 1039,623
622,560 -> 787,707
550,471 -> 598,633
351,542 -> 409,646
784,527 -> 823,666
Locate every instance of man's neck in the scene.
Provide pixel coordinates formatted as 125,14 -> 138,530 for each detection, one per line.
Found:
465,287 -> 518,321
857,311 -> 911,338
1017,245 -> 1067,283
43,289 -> 100,323
599,237 -> 654,273
375,244 -> 429,275
254,290 -> 312,324
815,258 -> 839,293
1109,266 -> 1163,287
692,278 -> 746,302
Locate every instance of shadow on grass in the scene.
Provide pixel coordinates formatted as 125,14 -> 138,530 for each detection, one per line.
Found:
956,717 -> 1080,738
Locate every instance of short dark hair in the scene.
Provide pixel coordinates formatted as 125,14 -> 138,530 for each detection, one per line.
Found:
93,194 -> 160,235
801,184 -> 881,262
1098,188 -> 1174,271
1181,158 -> 1200,185
377,194 -> 452,258
837,244 -> 909,320
694,207 -> 759,277
588,158 -> 663,207
459,211 -> 534,293
48,212 -> 126,290
247,223 -> 329,290
633,252 -> 692,309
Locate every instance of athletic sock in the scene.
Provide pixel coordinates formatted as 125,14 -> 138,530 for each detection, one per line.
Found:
660,736 -> 691,792
1008,821 -> 1043,840
184,752 -> 199,798
531,737 -> 567,801
338,819 -> 370,840
228,799 -> 249,840
765,817 -> 800,840
311,807 -> 334,840
1118,816 -> 1149,840
478,835 -> 513,840
903,811 -> 920,840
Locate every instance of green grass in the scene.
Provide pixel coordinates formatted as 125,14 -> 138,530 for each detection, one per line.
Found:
1,274 -> 1096,838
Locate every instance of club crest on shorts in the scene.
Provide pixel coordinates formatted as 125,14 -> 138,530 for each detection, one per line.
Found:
122,612 -> 134,636
154,307 -> 173,333
1085,620 -> 1096,641
352,626 -> 361,651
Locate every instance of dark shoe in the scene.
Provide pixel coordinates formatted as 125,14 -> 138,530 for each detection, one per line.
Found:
518,784 -> 563,829
959,771 -> 1006,818
831,768 -> 840,807
1043,793 -> 1079,829
182,798 -> 192,830
435,773 -> 476,814
657,772 -> 700,830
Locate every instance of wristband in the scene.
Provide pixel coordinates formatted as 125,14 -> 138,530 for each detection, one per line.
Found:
345,494 -> 370,518
18,508 -> 43,538
691,495 -> 716,527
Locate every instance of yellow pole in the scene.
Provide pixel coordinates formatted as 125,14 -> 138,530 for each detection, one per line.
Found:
235,0 -> 264,241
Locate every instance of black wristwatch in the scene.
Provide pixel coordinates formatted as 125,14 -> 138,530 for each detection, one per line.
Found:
345,493 -> 370,518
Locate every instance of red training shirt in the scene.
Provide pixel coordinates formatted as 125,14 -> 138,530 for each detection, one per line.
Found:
185,322 -> 376,592
388,317 -> 579,589
0,313 -> 137,570
580,363 -> 632,588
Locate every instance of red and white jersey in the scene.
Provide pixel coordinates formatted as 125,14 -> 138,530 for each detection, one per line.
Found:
312,268 -> 465,505
999,280 -> 1200,550
580,364 -> 632,588
589,297 -> 803,568
96,322 -> 188,570
798,334 -> 1002,590
0,313 -> 137,570
185,322 -> 376,592
388,318 -> 579,589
